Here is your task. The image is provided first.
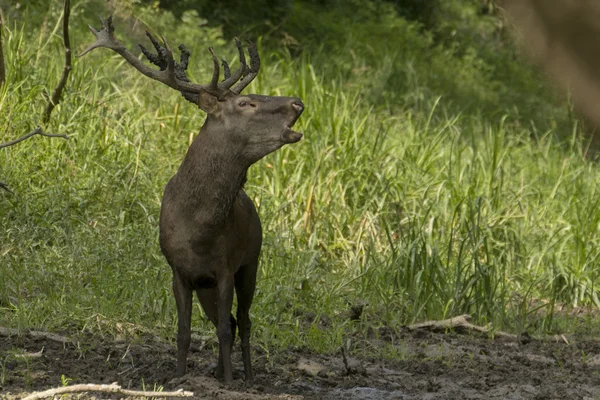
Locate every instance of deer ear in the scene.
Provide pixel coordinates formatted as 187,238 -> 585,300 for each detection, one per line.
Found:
197,91 -> 220,114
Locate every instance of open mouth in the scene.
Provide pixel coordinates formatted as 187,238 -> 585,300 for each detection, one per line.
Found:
282,102 -> 304,143
282,126 -> 303,143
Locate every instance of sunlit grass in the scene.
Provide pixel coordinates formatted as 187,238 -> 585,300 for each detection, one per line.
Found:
1,0 -> 600,358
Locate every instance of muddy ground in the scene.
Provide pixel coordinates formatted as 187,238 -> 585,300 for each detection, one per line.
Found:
1,327 -> 600,399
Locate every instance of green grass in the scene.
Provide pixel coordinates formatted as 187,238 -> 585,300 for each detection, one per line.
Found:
2,0 -> 600,358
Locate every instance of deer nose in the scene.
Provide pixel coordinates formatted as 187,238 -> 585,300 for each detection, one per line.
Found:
291,100 -> 304,115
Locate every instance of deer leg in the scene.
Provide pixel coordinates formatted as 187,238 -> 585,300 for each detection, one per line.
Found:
173,274 -> 193,377
235,262 -> 257,383
196,289 -> 236,379
216,275 -> 235,384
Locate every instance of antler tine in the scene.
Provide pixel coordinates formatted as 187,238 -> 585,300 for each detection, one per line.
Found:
231,40 -> 260,95
139,31 -> 169,70
208,47 -> 220,92
160,34 -> 178,80
219,38 -> 247,90
79,15 -> 219,97
221,59 -> 231,81
79,15 -> 120,57
179,45 -> 191,72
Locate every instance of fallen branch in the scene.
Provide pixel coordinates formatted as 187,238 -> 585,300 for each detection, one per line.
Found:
42,0 -> 71,123
13,347 -> 44,359
0,127 -> 68,150
407,314 -> 517,339
0,326 -> 71,344
22,383 -> 194,400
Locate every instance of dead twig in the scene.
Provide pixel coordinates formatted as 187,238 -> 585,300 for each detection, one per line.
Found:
0,127 -> 68,150
0,326 -> 71,344
340,346 -> 360,375
21,383 -> 194,400
13,347 -> 44,359
42,0 -> 71,123
1,0 -> 71,192
407,314 -> 517,339
0,127 -> 68,192
340,346 -> 351,374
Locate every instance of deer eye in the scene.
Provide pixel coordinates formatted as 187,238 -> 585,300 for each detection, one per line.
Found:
238,101 -> 248,107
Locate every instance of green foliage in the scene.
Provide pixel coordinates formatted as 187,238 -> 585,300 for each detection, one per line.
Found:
138,0 -> 293,38
1,0 -> 599,358
388,0 -> 440,27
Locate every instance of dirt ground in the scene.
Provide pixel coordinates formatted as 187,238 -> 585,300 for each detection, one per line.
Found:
2,326 -> 600,400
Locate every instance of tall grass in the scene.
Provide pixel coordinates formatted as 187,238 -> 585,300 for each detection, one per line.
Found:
1,0 -> 600,356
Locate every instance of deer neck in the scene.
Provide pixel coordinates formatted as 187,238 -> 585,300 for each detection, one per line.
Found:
175,124 -> 250,224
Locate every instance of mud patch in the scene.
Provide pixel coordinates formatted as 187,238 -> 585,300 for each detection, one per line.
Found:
1,329 -> 599,399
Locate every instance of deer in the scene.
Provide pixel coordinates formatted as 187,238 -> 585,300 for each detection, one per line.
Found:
80,16 -> 304,384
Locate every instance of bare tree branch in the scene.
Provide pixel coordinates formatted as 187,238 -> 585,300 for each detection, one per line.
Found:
0,127 -> 68,150
0,126 -> 69,193
1,1 -> 72,193
42,0 -> 71,123
0,8 -> 5,87
21,383 -> 194,400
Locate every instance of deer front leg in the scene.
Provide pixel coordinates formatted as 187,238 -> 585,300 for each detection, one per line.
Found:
196,289 -> 237,379
173,274 -> 193,377
217,275 -> 236,384
235,262 -> 257,382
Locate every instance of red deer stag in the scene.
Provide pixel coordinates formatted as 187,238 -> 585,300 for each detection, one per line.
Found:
80,17 -> 304,384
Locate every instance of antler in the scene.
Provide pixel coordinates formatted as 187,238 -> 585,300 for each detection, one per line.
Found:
79,16 -> 260,105
232,40 -> 260,95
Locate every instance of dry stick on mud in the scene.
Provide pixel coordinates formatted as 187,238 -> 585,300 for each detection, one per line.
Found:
0,0 -> 71,192
408,314 -> 517,339
21,383 -> 194,400
340,346 -> 358,375
0,326 -> 71,344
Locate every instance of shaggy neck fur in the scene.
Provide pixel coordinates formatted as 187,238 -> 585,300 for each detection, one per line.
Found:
175,120 -> 249,226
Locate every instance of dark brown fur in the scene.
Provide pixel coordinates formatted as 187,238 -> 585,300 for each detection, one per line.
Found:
80,19 -> 304,384
160,95 -> 304,383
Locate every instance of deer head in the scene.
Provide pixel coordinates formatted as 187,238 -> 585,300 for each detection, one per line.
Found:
79,16 -> 304,164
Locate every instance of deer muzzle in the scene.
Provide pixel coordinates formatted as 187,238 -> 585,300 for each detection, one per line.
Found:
282,100 -> 304,143
282,129 -> 303,143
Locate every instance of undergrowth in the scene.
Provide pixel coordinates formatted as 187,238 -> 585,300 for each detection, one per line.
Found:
1,0 -> 600,358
